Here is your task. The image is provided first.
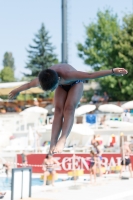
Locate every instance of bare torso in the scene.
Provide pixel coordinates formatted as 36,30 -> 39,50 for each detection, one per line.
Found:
91,139 -> 97,145
121,145 -> 130,158
44,158 -> 56,169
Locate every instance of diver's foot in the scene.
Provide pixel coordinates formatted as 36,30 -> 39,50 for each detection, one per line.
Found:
49,139 -> 57,154
53,137 -> 66,154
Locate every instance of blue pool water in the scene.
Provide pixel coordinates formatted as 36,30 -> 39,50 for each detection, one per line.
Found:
0,177 -> 63,190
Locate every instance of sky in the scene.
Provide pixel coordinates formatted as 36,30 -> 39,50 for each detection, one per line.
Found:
0,0 -> 132,79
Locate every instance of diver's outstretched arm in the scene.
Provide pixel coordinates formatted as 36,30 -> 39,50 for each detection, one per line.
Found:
9,78 -> 39,99
65,68 -> 128,81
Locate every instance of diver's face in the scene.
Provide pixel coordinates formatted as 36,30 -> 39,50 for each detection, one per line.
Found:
51,78 -> 60,92
51,82 -> 59,92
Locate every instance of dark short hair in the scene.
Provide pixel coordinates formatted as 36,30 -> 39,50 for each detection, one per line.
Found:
38,69 -> 58,91
90,150 -> 95,156
46,153 -> 53,159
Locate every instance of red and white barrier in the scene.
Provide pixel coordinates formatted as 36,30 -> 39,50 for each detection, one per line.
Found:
16,154 -> 133,174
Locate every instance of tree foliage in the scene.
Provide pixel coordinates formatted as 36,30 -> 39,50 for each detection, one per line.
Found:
0,66 -> 15,82
3,52 -> 15,69
77,10 -> 133,100
25,23 -> 58,77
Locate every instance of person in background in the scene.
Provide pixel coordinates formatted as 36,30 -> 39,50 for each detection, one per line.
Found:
96,134 -> 103,146
87,150 -> 96,183
94,141 -> 103,177
42,154 -> 60,187
101,92 -> 109,103
121,109 -> 131,122
100,115 -> 106,125
120,142 -> 133,178
0,156 -> 10,176
91,92 -> 100,104
117,101 -> 121,107
21,151 -> 28,167
105,163 -> 111,175
109,134 -> 116,147
91,135 -> 97,146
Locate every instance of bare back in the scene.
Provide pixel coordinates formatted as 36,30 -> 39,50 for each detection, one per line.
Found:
121,145 -> 131,158
50,63 -> 77,85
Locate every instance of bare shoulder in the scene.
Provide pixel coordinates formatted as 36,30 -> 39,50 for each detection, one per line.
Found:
44,158 -> 47,163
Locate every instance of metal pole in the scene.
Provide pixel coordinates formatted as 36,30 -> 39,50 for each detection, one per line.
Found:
61,0 -> 68,63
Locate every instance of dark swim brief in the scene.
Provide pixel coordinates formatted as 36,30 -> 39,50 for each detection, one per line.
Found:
121,158 -> 131,166
46,168 -> 54,173
86,160 -> 95,168
59,80 -> 84,92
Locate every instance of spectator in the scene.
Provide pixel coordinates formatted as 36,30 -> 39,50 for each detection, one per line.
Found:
0,156 -> 10,176
120,142 -> 133,178
101,92 -> 109,103
96,134 -> 103,146
91,135 -> 97,146
105,163 -> 111,175
109,134 -> 116,147
21,151 -> 28,167
100,115 -> 106,125
91,92 -> 100,104
42,154 -> 60,187
86,150 -> 96,183
121,110 -> 131,122
94,141 -> 103,176
117,101 -> 121,107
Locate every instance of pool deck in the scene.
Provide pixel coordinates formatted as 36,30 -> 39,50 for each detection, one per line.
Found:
1,173 -> 133,200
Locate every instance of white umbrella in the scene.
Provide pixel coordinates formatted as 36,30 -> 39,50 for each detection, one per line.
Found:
71,124 -> 94,135
68,124 -> 94,148
104,120 -> 133,128
98,104 -> 123,113
121,101 -> 133,109
20,106 -> 48,115
75,105 -> 96,116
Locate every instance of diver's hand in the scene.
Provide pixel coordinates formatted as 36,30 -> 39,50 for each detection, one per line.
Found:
9,89 -> 20,99
112,68 -> 128,76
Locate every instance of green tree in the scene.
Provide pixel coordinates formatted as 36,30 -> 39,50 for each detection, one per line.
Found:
25,23 -> 58,77
0,66 -> 15,82
3,52 -> 15,69
77,10 -> 133,100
